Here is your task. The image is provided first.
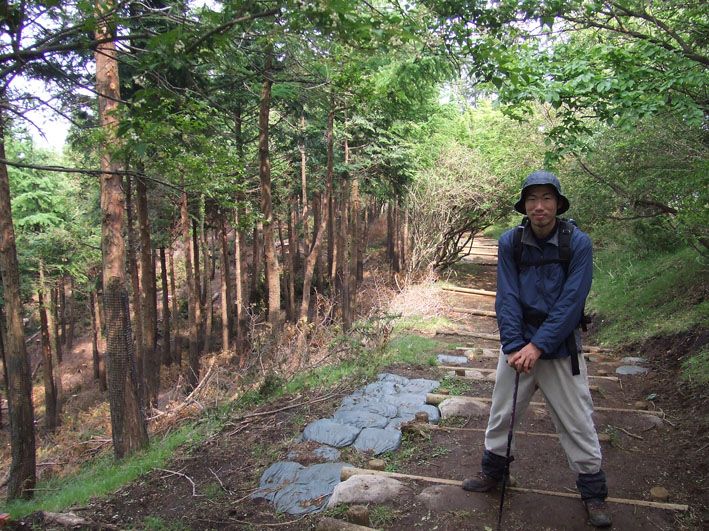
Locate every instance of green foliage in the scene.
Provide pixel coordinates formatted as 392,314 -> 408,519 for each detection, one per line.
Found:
438,375 -> 472,396
1,423 -> 207,518
587,245 -> 708,345
681,347 -> 709,392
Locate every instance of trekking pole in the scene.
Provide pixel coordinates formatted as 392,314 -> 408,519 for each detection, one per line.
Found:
497,370 -> 520,531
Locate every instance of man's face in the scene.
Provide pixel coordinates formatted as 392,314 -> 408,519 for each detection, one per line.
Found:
524,184 -> 559,233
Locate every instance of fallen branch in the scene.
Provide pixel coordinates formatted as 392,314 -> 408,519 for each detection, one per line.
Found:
155,468 -> 201,497
449,307 -> 497,317
613,425 -> 644,440
441,286 -> 496,297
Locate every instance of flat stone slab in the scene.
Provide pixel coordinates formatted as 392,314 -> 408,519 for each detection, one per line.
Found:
437,354 -> 470,365
415,484 -> 489,512
616,365 -> 650,375
332,407 -> 390,429
327,474 -> 414,508
620,357 -> 647,364
439,397 -> 490,419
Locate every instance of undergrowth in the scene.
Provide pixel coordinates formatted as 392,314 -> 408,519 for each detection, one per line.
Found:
587,245 -> 708,345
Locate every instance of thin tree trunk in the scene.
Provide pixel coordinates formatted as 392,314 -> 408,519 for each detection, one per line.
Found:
159,248 -> 171,366
219,211 -> 232,352
200,195 -> 209,308
326,92 -> 336,285
168,237 -> 181,366
96,8 -> 148,458
136,175 -> 158,408
357,201 -> 367,283
48,287 -> 64,418
259,44 -> 281,327
349,178 -> 361,326
386,203 -> 394,266
60,277 -> 66,346
192,219 -> 202,345
0,111 -> 35,497
402,205 -> 409,272
287,201 -> 296,323
234,208 -> 246,357
300,197 -> 329,322
338,194 -> 350,328
0,305 -> 6,430
277,220 -> 290,321
300,113 -> 309,259
92,287 -> 107,390
313,192 -> 324,295
89,290 -> 103,386
125,176 -> 144,399
38,287 -> 57,433
66,276 -> 75,352
181,181 -> 200,391
251,222 -> 261,301
203,229 -> 213,355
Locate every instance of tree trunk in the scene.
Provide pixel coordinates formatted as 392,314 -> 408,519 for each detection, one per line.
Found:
287,201 -> 296,323
338,193 -> 350,329
357,202 -> 367,283
299,198 -> 329,322
60,277 -> 66,346
251,222 -> 261,302
277,220 -> 290,322
326,93 -> 336,285
200,195 -> 209,308
125,176 -> 144,399
386,203 -> 394,266
38,288 -> 57,433
89,290 -> 104,387
181,181 -> 200,391
300,113 -> 309,260
219,211 -> 232,352
203,229 -> 213,355
402,205 -> 409,273
159,247 -> 171,367
95,10 -> 148,458
66,276 -> 75,352
48,287 -> 64,418
234,208 -> 247,358
0,112 -> 36,497
349,178 -> 361,325
259,45 -> 281,327
313,192 -> 324,296
168,237 -> 182,366
191,219 -> 202,345
136,175 -> 158,408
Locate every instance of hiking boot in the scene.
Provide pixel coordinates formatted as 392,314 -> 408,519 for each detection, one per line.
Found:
462,471 -> 498,492
584,498 -> 612,527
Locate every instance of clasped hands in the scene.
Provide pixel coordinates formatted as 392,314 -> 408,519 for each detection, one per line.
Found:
507,342 -> 542,374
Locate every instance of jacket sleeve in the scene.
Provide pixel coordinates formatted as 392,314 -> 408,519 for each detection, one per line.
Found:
530,230 -> 593,354
495,230 -> 526,355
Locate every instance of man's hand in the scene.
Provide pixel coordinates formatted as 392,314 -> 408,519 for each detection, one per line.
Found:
508,343 -> 542,374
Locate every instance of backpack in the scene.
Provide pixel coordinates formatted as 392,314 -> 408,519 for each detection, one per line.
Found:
511,216 -> 589,375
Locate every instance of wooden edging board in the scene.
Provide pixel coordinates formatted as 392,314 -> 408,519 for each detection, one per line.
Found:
339,468 -> 688,512
425,393 -> 664,417
441,286 -> 496,297
436,366 -> 620,382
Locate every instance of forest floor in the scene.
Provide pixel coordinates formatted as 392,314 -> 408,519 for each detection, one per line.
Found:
6,238 -> 709,530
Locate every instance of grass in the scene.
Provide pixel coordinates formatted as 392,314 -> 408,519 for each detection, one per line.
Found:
681,345 -> 709,392
587,245 -> 708,345
1,422 -> 208,518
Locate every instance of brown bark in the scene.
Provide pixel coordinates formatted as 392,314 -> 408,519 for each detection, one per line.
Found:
159,247 -> 171,367
313,192 -> 325,295
402,205 -> 409,272
259,45 -> 281,327
349,178 -> 361,325
60,278 -> 66,346
277,220 -> 290,321
299,198 -> 329,322
66,276 -> 75,352
300,113 -> 309,258
168,237 -> 181,366
219,212 -> 232,352
203,229 -> 213,355
89,290 -> 104,388
233,208 -> 247,356
192,219 -> 202,341
287,202 -> 296,323
181,182 -> 200,391
38,288 -> 57,433
136,175 -> 158,408
326,93 -> 336,285
48,287 -> 64,418
251,222 -> 261,301
125,176 -> 144,397
338,193 -> 350,329
0,110 -> 36,498
96,9 -> 148,458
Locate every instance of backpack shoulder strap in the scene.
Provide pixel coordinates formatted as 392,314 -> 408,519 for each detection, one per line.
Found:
513,217 -> 528,269
557,218 -> 575,276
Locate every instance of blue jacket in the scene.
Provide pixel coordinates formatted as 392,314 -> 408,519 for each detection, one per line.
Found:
495,220 -> 593,359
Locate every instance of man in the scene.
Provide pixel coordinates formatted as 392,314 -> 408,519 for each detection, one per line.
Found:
462,171 -> 612,527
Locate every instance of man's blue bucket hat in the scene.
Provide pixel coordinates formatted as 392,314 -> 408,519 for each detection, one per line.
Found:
514,171 -> 570,215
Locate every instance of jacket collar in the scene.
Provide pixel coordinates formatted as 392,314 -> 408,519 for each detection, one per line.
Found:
521,218 -> 559,250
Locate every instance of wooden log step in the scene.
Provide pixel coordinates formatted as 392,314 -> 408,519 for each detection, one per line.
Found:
441,286 -> 496,297
449,307 -> 497,317
316,517 -> 373,530
435,329 -> 500,341
403,422 -> 613,442
425,393 -> 663,416
339,468 -> 688,511
436,366 -> 619,382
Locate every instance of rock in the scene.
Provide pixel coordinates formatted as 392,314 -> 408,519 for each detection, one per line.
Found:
316,517 -> 373,530
616,365 -> 649,375
42,512 -> 90,527
437,388 -> 450,395
634,401 -> 649,410
638,414 -> 665,431
327,474 -> 413,508
650,486 -> 669,502
347,505 -> 370,526
620,357 -> 647,364
455,368 -> 467,376
597,369 -> 609,376
598,433 -> 612,443
437,354 -> 470,366
368,459 -> 386,471
438,397 -> 490,419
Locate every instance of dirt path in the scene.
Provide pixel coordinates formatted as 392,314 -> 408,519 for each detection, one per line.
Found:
18,237 -> 707,530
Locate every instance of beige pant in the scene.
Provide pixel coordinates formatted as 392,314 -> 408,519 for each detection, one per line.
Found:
484,350 -> 603,475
